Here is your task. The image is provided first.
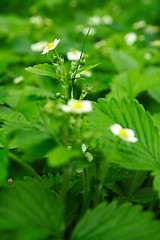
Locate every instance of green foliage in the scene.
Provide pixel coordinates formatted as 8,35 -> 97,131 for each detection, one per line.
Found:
0,106 -> 27,123
87,97 -> 160,171
0,149 -> 8,182
2,0 -> 160,239
72,201 -> 160,240
0,178 -> 64,240
109,70 -> 160,99
111,51 -> 140,72
25,63 -> 56,78
47,146 -> 81,167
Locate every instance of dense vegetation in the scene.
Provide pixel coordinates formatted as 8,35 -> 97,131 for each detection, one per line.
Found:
1,0 -> 160,239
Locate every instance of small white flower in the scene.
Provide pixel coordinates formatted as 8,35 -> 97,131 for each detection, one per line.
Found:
67,50 -> 82,61
124,32 -> 137,46
13,76 -> 24,84
133,20 -> 146,29
110,124 -> 138,142
61,99 -> 92,114
144,53 -> 152,60
150,40 -> 160,47
87,16 -> 101,26
82,27 -> 96,35
41,39 -> 60,54
101,15 -> 113,25
31,41 -> 48,52
29,16 -> 43,25
80,70 -> 92,77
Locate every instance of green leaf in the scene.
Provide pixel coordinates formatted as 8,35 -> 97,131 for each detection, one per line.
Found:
47,146 -> 80,167
72,201 -> 160,240
0,149 -> 8,182
109,70 -> 160,99
151,170 -> 160,199
25,63 -> 55,78
110,51 -> 140,72
77,63 -> 100,74
149,88 -> 160,104
24,86 -> 54,99
0,106 -> 27,123
86,98 -> 160,171
0,87 -> 8,103
0,178 -> 64,240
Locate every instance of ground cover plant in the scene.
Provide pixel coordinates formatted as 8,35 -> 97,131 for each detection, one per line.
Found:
1,0 -> 160,239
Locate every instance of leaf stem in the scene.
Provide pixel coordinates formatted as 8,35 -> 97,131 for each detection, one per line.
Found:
83,168 -> 89,204
60,165 -> 72,201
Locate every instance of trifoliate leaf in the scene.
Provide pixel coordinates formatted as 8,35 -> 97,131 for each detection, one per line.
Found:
72,201 -> 160,240
0,178 -> 64,240
86,97 -> 160,171
109,70 -> 160,99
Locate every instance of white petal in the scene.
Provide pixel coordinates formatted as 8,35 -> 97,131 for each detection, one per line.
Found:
41,48 -> 48,54
81,144 -> 87,153
110,124 -> 122,135
125,129 -> 135,138
81,101 -> 92,112
61,105 -> 71,112
129,136 -> 138,142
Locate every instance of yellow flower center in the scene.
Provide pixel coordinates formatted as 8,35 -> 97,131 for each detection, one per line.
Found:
73,101 -> 83,109
46,42 -> 55,49
71,50 -> 78,55
119,129 -> 129,138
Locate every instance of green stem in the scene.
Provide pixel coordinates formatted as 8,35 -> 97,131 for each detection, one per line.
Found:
9,152 -> 41,180
94,139 -> 120,207
83,168 -> 89,203
60,166 -> 72,201
53,50 -> 68,100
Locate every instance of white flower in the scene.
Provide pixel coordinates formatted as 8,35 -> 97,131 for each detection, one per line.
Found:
124,32 -> 137,46
31,41 -> 48,52
87,16 -> 101,26
133,20 -> 146,29
67,50 -> 82,61
13,76 -> 24,84
144,53 -> 152,60
150,40 -> 160,47
110,124 -> 138,142
80,70 -> 92,77
101,15 -> 113,25
29,16 -> 43,25
41,39 -> 60,54
82,27 -> 96,35
61,99 -> 92,114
